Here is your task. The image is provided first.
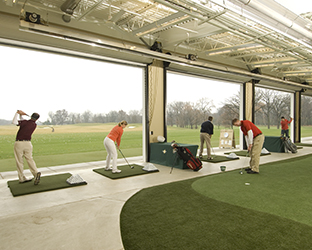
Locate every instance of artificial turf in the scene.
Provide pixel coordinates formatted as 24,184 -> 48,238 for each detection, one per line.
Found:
7,173 -> 87,197
120,154 -> 312,250
93,164 -> 158,179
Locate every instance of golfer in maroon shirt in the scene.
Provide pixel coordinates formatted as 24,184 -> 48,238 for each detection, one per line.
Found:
12,110 -> 41,184
232,118 -> 264,174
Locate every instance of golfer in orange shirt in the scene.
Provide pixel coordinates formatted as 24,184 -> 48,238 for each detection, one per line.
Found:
104,120 -> 128,173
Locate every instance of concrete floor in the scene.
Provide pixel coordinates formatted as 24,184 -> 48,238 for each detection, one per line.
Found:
1,145 -> 312,250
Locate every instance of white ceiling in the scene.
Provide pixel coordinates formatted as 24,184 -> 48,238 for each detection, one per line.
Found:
1,0 -> 312,94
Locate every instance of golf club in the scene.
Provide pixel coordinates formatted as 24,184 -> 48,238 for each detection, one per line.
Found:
240,151 -> 249,174
118,148 -> 134,169
208,138 -> 216,159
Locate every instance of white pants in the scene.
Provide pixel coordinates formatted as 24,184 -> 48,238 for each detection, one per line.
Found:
14,141 -> 39,182
104,137 -> 118,171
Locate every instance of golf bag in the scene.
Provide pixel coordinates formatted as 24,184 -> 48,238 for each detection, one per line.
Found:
282,137 -> 297,153
173,145 -> 202,171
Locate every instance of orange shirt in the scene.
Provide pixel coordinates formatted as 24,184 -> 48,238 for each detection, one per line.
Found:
107,125 -> 124,147
281,118 -> 292,130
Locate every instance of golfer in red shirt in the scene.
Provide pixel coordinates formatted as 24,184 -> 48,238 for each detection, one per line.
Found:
280,116 -> 292,138
103,120 -> 128,173
232,119 -> 264,174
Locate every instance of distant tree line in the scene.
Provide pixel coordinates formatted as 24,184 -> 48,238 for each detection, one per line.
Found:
44,109 -> 142,125
167,98 -> 215,129
167,89 -> 312,129
26,90 -> 312,128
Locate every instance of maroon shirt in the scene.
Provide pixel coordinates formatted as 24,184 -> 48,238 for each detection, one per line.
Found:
240,120 -> 262,138
16,119 -> 37,141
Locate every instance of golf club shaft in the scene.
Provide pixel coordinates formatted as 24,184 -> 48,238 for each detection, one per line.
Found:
208,137 -> 215,156
118,148 -> 132,168
242,151 -> 250,170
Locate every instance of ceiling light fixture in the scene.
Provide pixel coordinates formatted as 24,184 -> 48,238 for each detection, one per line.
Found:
60,0 -> 82,23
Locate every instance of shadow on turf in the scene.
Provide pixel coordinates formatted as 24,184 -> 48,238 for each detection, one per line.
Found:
199,155 -> 239,163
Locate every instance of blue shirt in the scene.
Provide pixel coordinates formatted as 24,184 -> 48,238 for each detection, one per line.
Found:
200,120 -> 213,135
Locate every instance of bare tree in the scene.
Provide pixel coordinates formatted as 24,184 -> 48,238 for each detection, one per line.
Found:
128,110 -> 142,123
261,90 -> 275,128
301,96 -> 312,125
167,101 -> 186,128
53,109 -> 69,125
195,97 -> 215,128
117,110 -> 128,122
81,110 -> 93,123
217,92 -> 240,127
271,94 -> 290,129
106,110 -> 119,122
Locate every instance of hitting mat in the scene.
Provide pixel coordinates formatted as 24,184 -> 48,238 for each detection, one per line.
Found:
224,150 -> 271,156
7,173 -> 87,197
93,164 -> 159,179
199,155 -> 239,163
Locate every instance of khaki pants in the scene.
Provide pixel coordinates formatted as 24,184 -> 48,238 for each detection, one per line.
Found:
199,133 -> 212,158
250,134 -> 264,172
14,141 -> 39,182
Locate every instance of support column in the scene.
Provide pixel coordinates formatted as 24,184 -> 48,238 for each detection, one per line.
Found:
243,81 -> 255,121
294,91 -> 301,143
241,81 -> 255,149
145,59 -> 166,161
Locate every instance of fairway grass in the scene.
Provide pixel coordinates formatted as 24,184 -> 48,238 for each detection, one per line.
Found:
1,123 -> 311,172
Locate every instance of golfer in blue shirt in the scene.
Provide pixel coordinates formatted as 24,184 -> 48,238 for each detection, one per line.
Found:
199,116 -> 214,160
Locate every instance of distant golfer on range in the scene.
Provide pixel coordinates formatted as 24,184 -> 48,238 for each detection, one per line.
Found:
232,118 -> 264,174
12,110 -> 41,184
104,120 -> 128,173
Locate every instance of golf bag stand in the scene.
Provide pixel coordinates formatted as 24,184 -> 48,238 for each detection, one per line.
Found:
171,143 -> 202,172
282,137 -> 297,153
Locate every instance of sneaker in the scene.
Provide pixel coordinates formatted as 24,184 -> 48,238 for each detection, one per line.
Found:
104,167 -> 112,171
112,169 -> 121,174
34,172 -> 41,185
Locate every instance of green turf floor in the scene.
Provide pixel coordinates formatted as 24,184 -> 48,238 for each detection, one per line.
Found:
120,154 -> 312,250
7,173 -> 87,197
93,164 -> 158,179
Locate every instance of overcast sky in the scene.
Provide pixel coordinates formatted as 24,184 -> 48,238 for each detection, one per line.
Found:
0,45 -> 240,122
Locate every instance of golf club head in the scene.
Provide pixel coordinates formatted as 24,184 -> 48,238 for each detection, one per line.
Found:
239,171 -> 243,174
131,165 -> 134,169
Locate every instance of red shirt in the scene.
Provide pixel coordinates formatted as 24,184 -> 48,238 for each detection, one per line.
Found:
16,119 -> 37,141
107,125 -> 124,147
240,120 -> 262,138
281,118 -> 292,130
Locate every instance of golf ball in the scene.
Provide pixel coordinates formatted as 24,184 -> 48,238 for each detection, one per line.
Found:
245,183 -> 250,185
